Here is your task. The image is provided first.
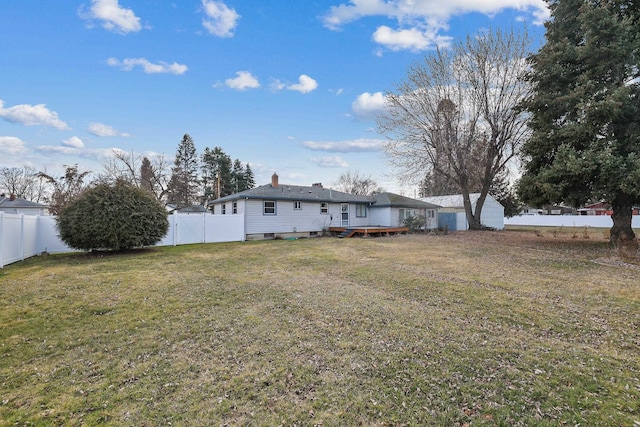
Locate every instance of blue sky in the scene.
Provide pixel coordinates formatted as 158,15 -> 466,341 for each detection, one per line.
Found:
0,0 -> 548,194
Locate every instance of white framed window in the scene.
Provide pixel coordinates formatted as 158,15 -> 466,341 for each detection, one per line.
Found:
293,201 -> 302,210
320,202 -> 329,214
221,204 -> 226,215
232,201 -> 238,214
264,200 -> 276,215
427,210 -> 435,219
356,204 -> 367,218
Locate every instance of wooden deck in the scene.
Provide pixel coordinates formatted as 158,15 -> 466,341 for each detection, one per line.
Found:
329,226 -> 409,238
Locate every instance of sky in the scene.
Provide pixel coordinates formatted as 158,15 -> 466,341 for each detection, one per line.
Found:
0,0 -> 549,195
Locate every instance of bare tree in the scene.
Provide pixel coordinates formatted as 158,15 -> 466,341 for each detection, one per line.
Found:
334,171 -> 384,195
379,28 -> 531,229
38,164 -> 92,215
0,166 -> 48,202
99,150 -> 141,187
99,151 -> 171,203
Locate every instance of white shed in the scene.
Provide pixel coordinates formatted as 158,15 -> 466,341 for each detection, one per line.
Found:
420,193 -> 504,230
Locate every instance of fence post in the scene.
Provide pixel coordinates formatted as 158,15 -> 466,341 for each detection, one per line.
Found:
202,212 -> 206,244
0,212 -> 4,269
20,214 -> 25,261
173,214 -> 178,246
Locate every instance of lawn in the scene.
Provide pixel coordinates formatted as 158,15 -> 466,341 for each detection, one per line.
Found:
1,231 -> 638,426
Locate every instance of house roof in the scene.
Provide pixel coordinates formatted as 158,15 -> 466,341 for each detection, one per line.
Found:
420,193 -> 501,209
209,184 -> 374,205
373,192 -> 440,209
0,195 -> 47,209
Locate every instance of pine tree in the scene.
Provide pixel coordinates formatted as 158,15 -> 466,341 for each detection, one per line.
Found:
201,146 -> 232,200
168,134 -> 200,208
518,0 -> 640,254
244,163 -> 256,190
231,159 -> 246,193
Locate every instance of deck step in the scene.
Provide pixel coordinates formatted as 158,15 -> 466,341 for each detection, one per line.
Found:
338,228 -> 356,238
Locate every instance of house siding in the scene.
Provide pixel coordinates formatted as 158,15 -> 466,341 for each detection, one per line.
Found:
243,199 -> 340,239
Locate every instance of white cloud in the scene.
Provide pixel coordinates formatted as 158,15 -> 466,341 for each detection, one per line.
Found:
309,155 -> 349,168
0,100 -> 69,130
352,92 -> 386,119
88,122 -> 130,137
202,0 -> 240,37
270,79 -> 287,91
373,25 -> 452,51
288,75 -> 318,94
80,0 -> 142,34
302,138 -> 384,153
225,71 -> 260,91
62,136 -> 85,149
36,144 -> 117,160
0,136 -> 28,155
322,0 -> 550,51
107,57 -> 188,74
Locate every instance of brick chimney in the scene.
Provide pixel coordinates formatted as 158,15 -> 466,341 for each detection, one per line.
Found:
9,194 -> 16,201
312,183 -> 323,189
271,173 -> 279,188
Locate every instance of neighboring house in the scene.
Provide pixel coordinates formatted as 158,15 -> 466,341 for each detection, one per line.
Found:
0,194 -> 49,215
208,174 -> 439,240
421,193 -> 504,230
371,192 -> 439,229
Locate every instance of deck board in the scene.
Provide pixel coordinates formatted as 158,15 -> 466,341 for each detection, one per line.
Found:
329,226 -> 409,238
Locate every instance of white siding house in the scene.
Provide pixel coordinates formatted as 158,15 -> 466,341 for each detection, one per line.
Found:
421,193 -> 504,230
209,174 -> 374,240
371,193 -> 439,229
208,174 -> 440,240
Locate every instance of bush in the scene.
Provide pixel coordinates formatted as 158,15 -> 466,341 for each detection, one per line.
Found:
57,182 -> 169,251
402,215 -> 426,233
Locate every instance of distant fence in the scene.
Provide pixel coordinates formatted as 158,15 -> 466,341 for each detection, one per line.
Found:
505,214 -> 640,228
0,212 -> 245,268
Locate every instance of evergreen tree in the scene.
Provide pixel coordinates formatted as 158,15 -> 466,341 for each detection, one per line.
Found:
231,159 -> 246,193
201,146 -> 233,200
244,163 -> 256,190
518,0 -> 640,253
140,157 -> 155,195
168,134 -> 200,208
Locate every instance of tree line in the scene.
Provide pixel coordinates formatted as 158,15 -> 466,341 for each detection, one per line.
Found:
0,133 -> 255,214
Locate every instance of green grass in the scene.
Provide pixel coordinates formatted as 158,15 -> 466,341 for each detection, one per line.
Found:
1,232 -> 639,426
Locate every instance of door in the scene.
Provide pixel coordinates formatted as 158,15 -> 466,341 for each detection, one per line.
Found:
341,203 -> 349,226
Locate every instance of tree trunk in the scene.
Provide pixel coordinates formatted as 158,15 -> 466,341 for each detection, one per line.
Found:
610,196 -> 638,258
462,189 -> 482,230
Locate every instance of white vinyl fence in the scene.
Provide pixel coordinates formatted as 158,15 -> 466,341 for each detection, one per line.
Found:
505,214 -> 640,228
0,212 -> 245,268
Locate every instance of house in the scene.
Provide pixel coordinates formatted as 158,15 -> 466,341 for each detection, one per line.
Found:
208,174 -> 439,240
420,193 -> 504,230
0,194 -> 49,216
371,192 -> 439,229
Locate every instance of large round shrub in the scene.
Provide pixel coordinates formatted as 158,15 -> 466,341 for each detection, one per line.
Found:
57,182 -> 169,251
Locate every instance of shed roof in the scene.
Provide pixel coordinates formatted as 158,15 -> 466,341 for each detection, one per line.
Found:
373,192 -> 440,209
0,196 -> 47,209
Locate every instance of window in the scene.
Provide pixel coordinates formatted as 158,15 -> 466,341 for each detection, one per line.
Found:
232,201 -> 238,214
221,204 -> 226,215
356,204 -> 367,218
320,202 -> 329,214
264,200 -> 276,215
210,205 -> 215,214
293,201 -> 302,210
427,210 -> 435,219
